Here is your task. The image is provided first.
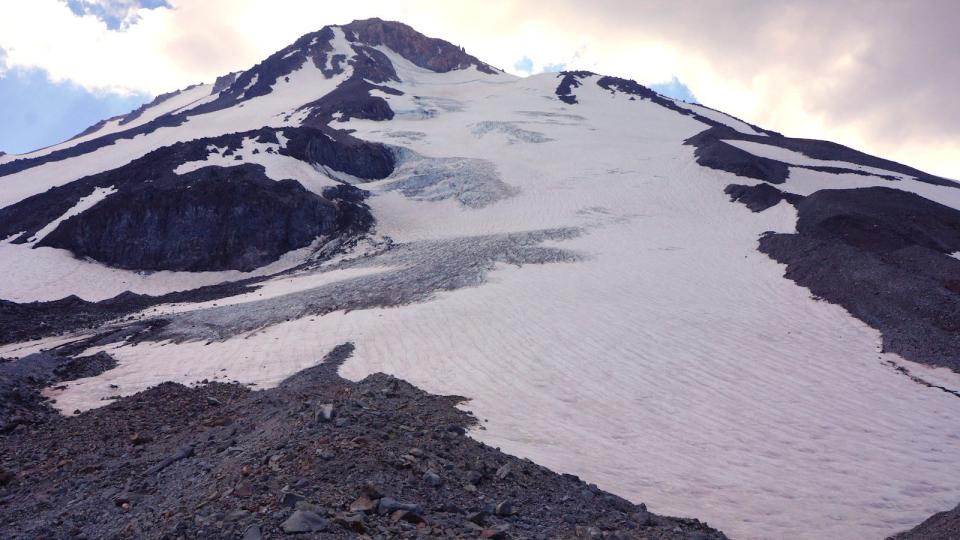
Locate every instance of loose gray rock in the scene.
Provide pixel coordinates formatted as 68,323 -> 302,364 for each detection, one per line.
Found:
423,470 -> 443,487
241,524 -> 262,540
281,510 -> 329,533
316,403 -> 335,423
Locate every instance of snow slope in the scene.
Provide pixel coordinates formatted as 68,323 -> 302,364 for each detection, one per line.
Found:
672,100 -> 768,137
0,29 -> 356,210
5,22 -> 960,540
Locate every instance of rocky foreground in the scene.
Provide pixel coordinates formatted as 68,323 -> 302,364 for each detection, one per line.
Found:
0,344 -> 727,539
890,504 -> 960,540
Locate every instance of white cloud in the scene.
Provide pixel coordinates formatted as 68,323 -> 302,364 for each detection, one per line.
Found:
65,0 -> 163,29
0,0 -> 957,179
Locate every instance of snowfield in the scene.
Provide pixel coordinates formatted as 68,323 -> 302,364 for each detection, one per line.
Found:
0,236 -> 324,302
5,26 -> 960,540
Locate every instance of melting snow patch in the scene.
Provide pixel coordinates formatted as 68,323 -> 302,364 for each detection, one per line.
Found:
275,131 -> 289,149
242,74 -> 260,96
28,186 -> 117,243
323,27 -> 352,72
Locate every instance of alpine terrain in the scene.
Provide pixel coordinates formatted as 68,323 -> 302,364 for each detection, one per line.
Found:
1,18 -> 959,540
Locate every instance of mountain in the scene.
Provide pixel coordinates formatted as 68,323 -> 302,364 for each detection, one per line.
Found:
1,18 -> 959,540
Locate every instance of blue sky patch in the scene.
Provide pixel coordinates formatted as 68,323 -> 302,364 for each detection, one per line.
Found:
64,0 -> 171,30
514,57 -> 566,75
650,77 -> 697,103
0,66 -> 149,155
513,56 -> 534,75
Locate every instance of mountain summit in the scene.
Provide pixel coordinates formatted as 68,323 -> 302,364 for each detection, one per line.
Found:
1,18 -> 959,540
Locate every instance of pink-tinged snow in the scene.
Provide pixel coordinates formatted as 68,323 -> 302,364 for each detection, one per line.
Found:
0,237 -> 324,303
0,334 -> 94,359
40,68 -> 960,540
671,100 -> 768,137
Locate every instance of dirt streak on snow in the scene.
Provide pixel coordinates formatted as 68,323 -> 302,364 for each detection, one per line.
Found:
0,334 -> 94,359
136,266 -> 391,318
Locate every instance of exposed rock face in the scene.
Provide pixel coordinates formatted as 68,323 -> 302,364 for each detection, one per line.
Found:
343,18 -> 497,74
760,187 -> 960,371
38,164 -> 348,272
284,126 -> 396,179
793,187 -> 960,253
686,128 -> 791,184
210,71 -> 240,94
0,127 -> 382,272
597,75 -> 660,100
725,183 -> 802,212
294,41 -> 405,130
555,71 -> 594,104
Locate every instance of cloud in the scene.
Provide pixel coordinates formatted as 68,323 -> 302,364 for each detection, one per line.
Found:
542,63 -> 566,73
64,0 -> 171,30
0,66 -> 149,153
0,0 -> 957,178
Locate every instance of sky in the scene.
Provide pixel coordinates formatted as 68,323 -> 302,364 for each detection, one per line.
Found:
0,0 -> 956,180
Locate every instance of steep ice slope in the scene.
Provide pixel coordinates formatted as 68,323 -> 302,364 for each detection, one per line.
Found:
4,20 -> 960,540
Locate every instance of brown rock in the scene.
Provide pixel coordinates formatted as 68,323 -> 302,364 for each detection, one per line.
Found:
349,495 -> 376,513
129,432 -> 153,445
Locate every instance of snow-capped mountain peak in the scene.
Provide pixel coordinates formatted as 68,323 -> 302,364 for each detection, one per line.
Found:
1,17 -> 959,540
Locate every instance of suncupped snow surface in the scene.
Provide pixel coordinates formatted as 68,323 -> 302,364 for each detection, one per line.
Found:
2,20 -> 959,540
